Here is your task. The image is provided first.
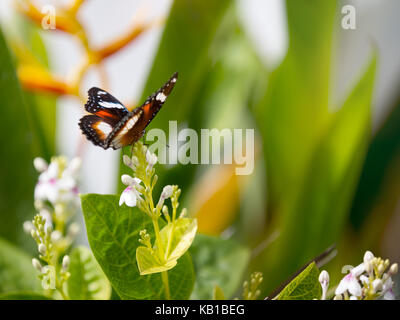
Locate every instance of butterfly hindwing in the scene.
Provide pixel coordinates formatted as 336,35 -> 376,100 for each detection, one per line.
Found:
78,115 -> 114,148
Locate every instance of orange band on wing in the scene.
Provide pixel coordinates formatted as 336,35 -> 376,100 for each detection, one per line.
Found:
95,110 -> 118,119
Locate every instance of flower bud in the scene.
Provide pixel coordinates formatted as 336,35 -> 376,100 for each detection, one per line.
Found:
363,251 -> 374,264
121,174 -> 135,186
161,185 -> 173,200
68,157 -> 82,174
32,258 -> 42,272
38,244 -> 47,255
62,255 -> 70,270
390,263 -> 398,275
123,155 -> 132,167
33,157 -> 48,172
319,270 -> 330,284
372,279 -> 383,292
23,221 -> 34,234
51,230 -> 62,242
67,223 -> 80,238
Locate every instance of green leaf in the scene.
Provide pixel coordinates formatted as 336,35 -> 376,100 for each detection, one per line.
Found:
136,218 -> 197,275
189,234 -> 251,300
0,26 -> 36,251
0,292 -> 52,300
136,247 -> 177,275
81,194 -> 195,299
0,237 -> 41,293
276,262 -> 321,300
67,246 -> 112,300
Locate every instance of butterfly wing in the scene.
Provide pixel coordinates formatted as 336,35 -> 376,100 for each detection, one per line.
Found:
84,87 -> 129,125
80,72 -> 178,150
78,115 -> 115,148
80,87 -> 130,149
139,72 -> 178,125
105,72 -> 179,149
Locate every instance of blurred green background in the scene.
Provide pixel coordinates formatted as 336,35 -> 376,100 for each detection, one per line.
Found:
1,0 -> 400,298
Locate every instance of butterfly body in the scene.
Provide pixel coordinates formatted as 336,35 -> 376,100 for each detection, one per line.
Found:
79,72 -> 178,149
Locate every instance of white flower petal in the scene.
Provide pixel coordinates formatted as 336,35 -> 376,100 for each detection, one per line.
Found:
119,187 -> 137,207
335,278 -> 348,295
351,263 -> 365,277
348,279 -> 362,297
384,289 -> 395,300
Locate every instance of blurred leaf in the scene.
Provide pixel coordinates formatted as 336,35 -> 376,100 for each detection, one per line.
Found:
255,0 -> 337,211
191,165 -> 240,235
0,237 -> 40,293
350,93 -> 400,230
257,55 -> 377,295
213,285 -> 226,300
276,262 -> 321,300
119,0 -> 232,193
0,27 -> 36,249
67,246 -> 111,300
189,234 -> 250,300
22,25 -> 56,160
253,0 -> 377,296
0,292 -> 51,300
81,194 -> 195,299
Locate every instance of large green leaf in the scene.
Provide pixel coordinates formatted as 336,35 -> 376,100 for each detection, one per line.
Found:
276,262 -> 321,300
0,238 -> 41,293
0,27 -> 36,250
67,246 -> 112,300
189,234 -> 250,300
81,194 -> 195,300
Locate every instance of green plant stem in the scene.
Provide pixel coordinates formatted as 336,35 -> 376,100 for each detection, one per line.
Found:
162,271 -> 170,300
152,217 -> 164,259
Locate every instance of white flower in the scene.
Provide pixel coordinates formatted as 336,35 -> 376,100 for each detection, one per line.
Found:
119,186 -> 142,207
382,277 -> 395,300
34,156 -> 80,206
119,175 -> 142,207
335,264 -> 364,297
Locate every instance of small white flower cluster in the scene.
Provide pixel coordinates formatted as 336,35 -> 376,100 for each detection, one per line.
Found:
120,146 -> 175,214
319,250 -> 398,300
25,156 -> 81,252
34,156 -> 81,207
30,214 -> 70,294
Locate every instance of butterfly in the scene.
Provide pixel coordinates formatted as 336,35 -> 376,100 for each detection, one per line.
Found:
79,72 -> 178,150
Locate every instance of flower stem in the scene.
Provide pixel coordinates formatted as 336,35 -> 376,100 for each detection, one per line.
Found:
162,271 -> 170,300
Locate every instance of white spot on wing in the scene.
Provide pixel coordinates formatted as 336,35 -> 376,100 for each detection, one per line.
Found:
99,101 -> 126,110
156,92 -> 167,102
96,122 -> 112,136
